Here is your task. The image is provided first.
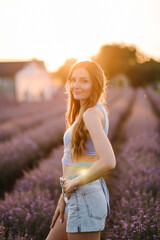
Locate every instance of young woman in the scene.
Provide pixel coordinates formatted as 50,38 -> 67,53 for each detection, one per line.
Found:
46,60 -> 116,240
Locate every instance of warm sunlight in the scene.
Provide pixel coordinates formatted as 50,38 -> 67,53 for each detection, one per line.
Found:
80,169 -> 88,176
0,1 -> 160,238
0,0 -> 160,71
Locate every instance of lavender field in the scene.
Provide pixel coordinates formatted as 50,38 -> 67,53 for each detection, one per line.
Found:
104,88 -> 160,240
0,86 -> 159,240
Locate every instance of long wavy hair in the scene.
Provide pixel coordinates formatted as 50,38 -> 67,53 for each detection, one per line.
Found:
64,60 -> 109,161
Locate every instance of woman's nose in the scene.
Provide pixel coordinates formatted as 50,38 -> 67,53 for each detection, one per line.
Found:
74,80 -> 80,88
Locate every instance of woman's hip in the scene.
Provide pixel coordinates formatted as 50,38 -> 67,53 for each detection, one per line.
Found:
60,174 -> 107,214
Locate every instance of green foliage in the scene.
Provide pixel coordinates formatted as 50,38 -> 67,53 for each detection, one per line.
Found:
91,44 -> 160,87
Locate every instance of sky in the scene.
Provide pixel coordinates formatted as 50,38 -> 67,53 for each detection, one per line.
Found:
0,0 -> 160,72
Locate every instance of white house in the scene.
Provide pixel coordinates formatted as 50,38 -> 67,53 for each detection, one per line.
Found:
15,61 -> 52,101
0,60 -> 53,102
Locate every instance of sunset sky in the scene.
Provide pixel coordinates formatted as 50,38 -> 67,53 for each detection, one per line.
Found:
0,0 -> 160,72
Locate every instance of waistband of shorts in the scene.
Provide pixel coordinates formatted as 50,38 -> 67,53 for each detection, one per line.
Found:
60,174 -> 79,184
59,173 -> 102,186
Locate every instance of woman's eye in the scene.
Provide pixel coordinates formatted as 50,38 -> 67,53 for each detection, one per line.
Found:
81,79 -> 87,83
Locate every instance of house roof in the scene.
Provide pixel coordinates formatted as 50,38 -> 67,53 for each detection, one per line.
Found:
0,60 -> 45,77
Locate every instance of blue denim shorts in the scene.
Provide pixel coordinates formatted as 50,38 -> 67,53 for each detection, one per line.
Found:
60,174 -> 108,233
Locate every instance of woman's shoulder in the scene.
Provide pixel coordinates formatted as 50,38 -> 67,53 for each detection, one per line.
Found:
83,105 -> 100,119
83,105 -> 105,129
83,104 -> 108,128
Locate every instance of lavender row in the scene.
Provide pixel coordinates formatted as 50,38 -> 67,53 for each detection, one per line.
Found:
145,85 -> 160,115
0,146 -> 64,240
105,88 -> 160,240
0,88 -> 65,123
106,85 -> 132,105
125,88 -> 159,139
108,87 -> 135,140
0,102 -> 65,142
0,114 -> 65,196
105,132 -> 160,240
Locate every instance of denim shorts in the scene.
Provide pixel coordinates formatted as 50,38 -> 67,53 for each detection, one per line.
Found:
60,174 -> 108,233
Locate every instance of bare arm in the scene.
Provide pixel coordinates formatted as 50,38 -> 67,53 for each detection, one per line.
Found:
63,107 -> 116,193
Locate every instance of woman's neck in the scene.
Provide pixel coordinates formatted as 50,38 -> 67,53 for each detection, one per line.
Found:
80,99 -> 86,108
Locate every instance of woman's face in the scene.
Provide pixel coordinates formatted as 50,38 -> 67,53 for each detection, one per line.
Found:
70,67 -> 93,103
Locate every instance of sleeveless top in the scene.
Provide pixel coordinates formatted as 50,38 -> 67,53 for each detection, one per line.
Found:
62,102 -> 110,215
62,102 -> 109,167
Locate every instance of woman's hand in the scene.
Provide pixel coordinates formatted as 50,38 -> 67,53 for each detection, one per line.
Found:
50,194 -> 66,229
62,179 -> 78,200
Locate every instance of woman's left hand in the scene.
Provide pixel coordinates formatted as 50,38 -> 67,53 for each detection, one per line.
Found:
62,179 -> 78,200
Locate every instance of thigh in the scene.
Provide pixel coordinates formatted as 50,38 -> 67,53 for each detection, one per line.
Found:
68,231 -> 100,240
45,213 -> 68,240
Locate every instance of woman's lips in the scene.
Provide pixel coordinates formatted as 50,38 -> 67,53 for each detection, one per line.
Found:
73,91 -> 81,94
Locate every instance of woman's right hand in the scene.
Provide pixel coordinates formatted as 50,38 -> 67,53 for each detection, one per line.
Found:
50,194 -> 66,229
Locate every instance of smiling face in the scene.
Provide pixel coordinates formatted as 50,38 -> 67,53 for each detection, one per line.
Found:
70,67 -> 93,105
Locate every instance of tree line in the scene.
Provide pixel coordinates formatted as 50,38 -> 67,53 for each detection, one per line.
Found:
51,44 -> 160,88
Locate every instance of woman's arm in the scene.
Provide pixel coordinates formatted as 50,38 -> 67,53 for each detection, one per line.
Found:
63,107 -> 116,194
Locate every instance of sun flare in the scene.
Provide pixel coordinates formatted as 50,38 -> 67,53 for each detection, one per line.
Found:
80,169 -> 88,176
